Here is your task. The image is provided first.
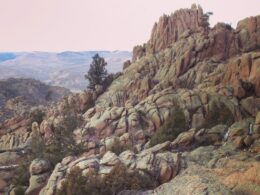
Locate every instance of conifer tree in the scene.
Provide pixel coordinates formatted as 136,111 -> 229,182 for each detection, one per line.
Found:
85,54 -> 108,90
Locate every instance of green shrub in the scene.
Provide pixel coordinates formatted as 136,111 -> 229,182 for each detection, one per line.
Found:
110,138 -> 135,155
13,186 -> 26,195
57,164 -> 156,195
233,183 -> 260,195
30,114 -> 85,167
12,162 -> 30,187
29,108 -> 45,126
150,105 -> 187,147
104,163 -> 156,194
204,101 -> 234,128
12,113 -> 85,188
27,108 -> 45,130
57,166 -> 88,195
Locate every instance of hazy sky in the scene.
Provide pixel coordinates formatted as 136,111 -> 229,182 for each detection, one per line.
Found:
0,0 -> 259,52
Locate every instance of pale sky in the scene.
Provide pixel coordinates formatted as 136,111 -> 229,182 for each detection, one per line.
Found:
0,0 -> 259,52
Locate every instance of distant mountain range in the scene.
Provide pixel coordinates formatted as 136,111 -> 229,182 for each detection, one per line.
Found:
0,51 -> 131,92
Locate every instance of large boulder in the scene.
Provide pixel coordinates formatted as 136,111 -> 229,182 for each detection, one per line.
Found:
100,151 -> 120,166
26,159 -> 51,195
29,159 -> 50,176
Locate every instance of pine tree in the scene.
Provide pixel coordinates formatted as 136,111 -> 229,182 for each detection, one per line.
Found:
85,54 -> 108,90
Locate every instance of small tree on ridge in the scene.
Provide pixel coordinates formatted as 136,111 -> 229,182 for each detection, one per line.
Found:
85,54 -> 108,90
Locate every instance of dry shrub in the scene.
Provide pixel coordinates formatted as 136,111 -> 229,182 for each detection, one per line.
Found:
57,164 -> 156,195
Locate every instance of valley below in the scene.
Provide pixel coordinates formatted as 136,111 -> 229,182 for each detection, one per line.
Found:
0,51 -> 131,92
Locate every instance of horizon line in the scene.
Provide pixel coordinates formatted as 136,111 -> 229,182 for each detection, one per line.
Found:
0,50 -> 132,53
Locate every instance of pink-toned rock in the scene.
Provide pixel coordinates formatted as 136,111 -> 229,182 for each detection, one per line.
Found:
148,5 -> 204,53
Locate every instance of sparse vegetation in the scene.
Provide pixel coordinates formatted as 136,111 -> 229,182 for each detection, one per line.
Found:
15,187 -> 26,195
12,113 -> 85,191
225,23 -> 232,30
201,11 -> 213,29
57,163 -> 156,195
204,101 -> 234,128
102,73 -> 121,89
12,161 -> 30,187
56,166 -> 89,195
30,114 -> 85,167
150,105 -> 187,147
29,108 -> 45,126
110,138 -> 136,155
233,184 -> 260,195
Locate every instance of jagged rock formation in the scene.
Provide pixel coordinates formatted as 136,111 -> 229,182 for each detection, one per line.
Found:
1,4 -> 260,195
133,5 -> 260,63
148,4 -> 205,53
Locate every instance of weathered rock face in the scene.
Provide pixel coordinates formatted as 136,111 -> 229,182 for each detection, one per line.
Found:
223,52 -> 260,98
82,88 -> 241,143
53,90 -> 94,115
171,125 -> 228,150
142,165 -> 233,195
0,116 -> 31,150
133,11 -> 260,64
149,4 -> 204,53
99,28 -> 260,110
179,143 -> 260,194
236,15 -> 260,52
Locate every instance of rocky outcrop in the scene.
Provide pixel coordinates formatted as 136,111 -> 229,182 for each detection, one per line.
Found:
25,159 -> 51,195
40,142 -> 181,195
132,7 -> 260,63
171,125 -> 228,150
82,88 -> 240,143
142,165 -> 232,195
236,15 -> 260,52
101,35 -> 260,110
223,52 -> 260,98
149,4 -> 205,53
0,116 -> 31,150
